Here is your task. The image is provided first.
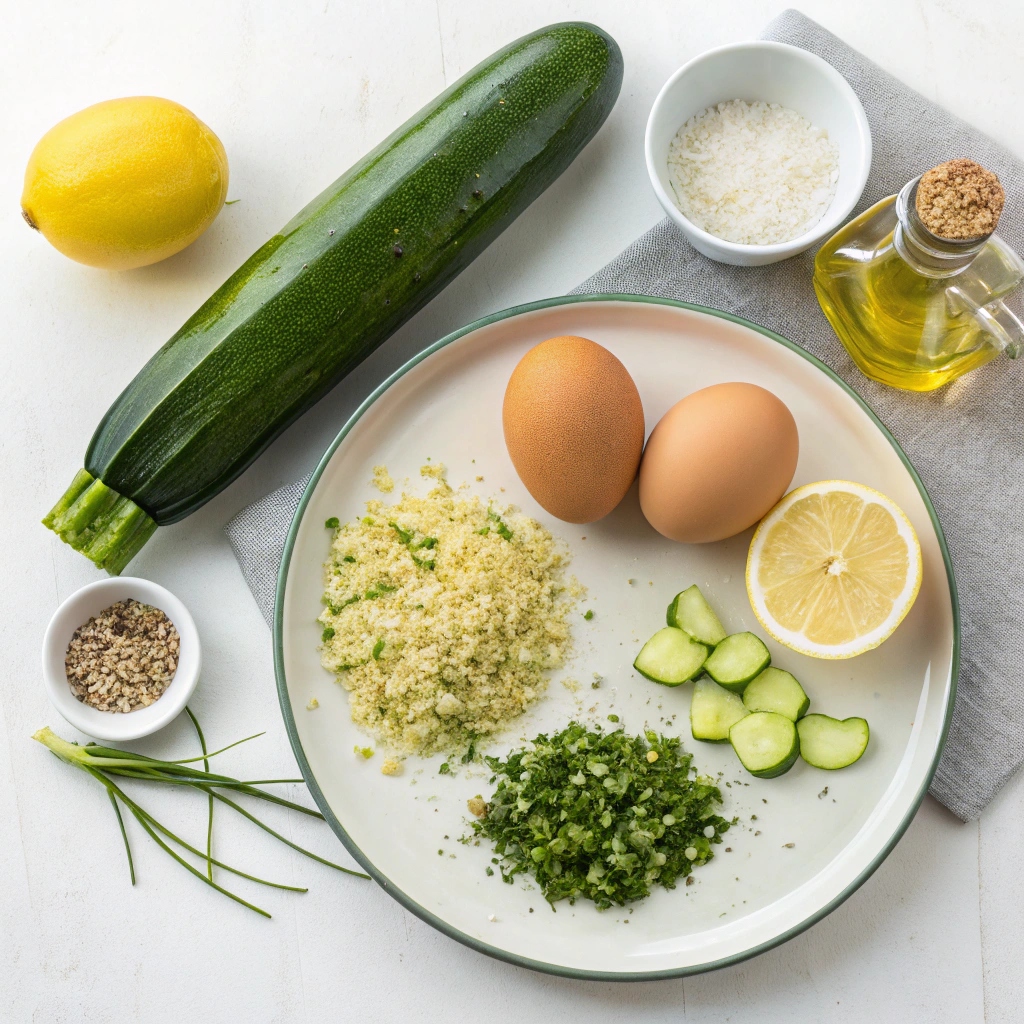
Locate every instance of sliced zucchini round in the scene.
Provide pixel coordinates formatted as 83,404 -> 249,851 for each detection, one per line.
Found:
797,714 -> 870,769
633,627 -> 708,686
690,677 -> 748,742
743,667 -> 809,721
729,711 -> 799,778
666,585 -> 727,647
704,632 -> 771,692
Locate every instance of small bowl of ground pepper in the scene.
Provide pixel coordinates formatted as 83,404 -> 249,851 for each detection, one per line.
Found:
42,577 -> 201,741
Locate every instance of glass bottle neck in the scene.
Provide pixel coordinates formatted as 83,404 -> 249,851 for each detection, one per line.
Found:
893,177 -> 991,279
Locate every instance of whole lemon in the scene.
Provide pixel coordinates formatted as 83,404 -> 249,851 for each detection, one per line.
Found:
21,96 -> 228,270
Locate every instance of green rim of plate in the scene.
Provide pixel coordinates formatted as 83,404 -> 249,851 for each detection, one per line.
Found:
273,293 -> 960,982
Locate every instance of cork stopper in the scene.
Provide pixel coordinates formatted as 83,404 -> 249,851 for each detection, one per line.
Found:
915,159 -> 1005,240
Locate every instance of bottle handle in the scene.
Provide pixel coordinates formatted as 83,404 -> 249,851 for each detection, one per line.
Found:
948,286 -> 1024,359
972,298 -> 1024,359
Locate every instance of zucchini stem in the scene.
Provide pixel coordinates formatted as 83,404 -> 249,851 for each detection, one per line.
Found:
43,469 -> 157,575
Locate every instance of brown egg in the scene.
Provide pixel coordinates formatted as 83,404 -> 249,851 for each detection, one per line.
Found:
502,336 -> 645,523
639,383 -> 799,543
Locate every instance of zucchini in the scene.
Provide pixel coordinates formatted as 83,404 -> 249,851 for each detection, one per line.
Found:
666,585 -> 727,646
729,712 -> 800,779
742,667 -> 809,721
43,23 -> 623,573
633,627 -> 708,686
703,632 -> 771,692
690,677 -> 748,742
797,715 -> 870,769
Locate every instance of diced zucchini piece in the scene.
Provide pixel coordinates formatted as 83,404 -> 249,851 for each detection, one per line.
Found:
797,715 -> 870,770
690,677 -> 748,742
703,632 -> 771,692
743,667 -> 810,721
633,627 -> 708,686
666,585 -> 727,646
729,712 -> 800,778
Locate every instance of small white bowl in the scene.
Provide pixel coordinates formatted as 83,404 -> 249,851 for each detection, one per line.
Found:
645,41 -> 872,266
42,577 -> 201,742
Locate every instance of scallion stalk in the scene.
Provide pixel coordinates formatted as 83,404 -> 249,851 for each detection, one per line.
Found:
33,716 -> 368,918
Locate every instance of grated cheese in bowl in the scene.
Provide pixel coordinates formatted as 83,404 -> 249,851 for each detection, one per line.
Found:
667,99 -> 839,246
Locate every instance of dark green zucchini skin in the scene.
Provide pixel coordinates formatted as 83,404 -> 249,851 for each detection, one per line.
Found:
85,22 -> 622,524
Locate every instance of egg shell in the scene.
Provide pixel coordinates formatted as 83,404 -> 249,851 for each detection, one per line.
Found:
502,336 -> 645,524
639,382 -> 799,543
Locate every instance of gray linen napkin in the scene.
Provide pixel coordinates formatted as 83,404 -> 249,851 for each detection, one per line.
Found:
227,9 -> 1024,822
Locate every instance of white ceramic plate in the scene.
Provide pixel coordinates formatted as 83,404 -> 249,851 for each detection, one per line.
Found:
275,296 -> 957,980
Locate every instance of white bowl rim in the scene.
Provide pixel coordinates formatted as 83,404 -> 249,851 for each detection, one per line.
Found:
41,576 -> 201,742
644,39 -> 873,256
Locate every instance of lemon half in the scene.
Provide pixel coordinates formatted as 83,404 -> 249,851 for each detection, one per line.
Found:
21,96 -> 228,270
746,481 -> 923,660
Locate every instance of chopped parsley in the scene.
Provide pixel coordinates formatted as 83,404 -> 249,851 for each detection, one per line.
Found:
371,638 -> 385,660
325,517 -> 340,529
389,520 -> 438,569
486,509 -> 514,541
438,762 -> 452,775
465,722 -> 730,909
326,594 -> 361,614
321,626 -> 335,642
583,610 -> 594,621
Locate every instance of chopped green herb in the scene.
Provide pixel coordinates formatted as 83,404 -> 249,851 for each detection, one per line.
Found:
466,722 -> 730,909
477,527 -> 491,536
321,626 -> 335,643
438,762 -> 452,775
390,521 -> 414,545
324,517 -> 340,529
364,583 -> 397,600
583,610 -> 594,621
460,742 -> 476,764
486,509 -> 514,541
353,745 -> 374,759
362,517 -> 375,525
485,866 -> 494,876
343,555 -> 356,563
327,594 -> 361,614
389,521 -> 439,570
607,714 -> 620,723
371,638 -> 385,660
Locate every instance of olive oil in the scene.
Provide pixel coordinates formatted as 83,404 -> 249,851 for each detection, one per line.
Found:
814,180 -> 1024,392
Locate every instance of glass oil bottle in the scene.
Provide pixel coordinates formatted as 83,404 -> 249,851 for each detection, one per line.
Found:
813,176 -> 1024,391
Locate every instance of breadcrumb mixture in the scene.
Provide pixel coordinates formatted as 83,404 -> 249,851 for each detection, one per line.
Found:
319,466 -> 579,755
371,465 -> 395,493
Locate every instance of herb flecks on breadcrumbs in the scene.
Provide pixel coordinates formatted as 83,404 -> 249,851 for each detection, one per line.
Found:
319,466 -> 580,754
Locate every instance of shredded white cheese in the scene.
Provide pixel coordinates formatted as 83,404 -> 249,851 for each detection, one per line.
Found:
667,99 -> 839,245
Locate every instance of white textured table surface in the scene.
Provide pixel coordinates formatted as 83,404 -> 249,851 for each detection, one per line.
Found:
3,2 -> 1022,1020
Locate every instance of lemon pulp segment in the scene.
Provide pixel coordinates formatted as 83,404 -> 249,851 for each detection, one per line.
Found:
747,482 -> 922,659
